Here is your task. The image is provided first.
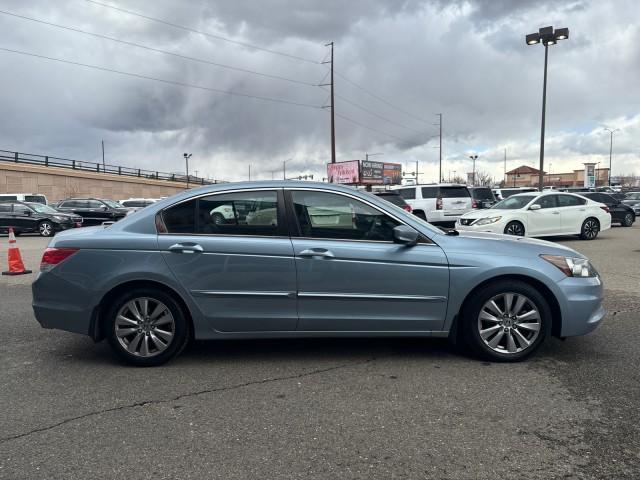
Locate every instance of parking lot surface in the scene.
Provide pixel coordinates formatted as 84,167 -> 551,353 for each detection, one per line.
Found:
1,227 -> 639,479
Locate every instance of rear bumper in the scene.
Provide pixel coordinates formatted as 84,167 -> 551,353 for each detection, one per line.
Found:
32,272 -> 95,336
556,276 -> 605,337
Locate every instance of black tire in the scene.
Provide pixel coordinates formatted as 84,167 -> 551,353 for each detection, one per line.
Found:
38,221 -> 55,237
622,213 -> 634,227
503,221 -> 525,236
106,288 -> 190,366
211,213 -> 225,225
580,218 -> 600,240
414,211 -> 427,221
461,280 -> 552,362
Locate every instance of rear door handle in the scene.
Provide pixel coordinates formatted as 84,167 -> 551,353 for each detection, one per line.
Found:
298,248 -> 334,259
168,243 -> 204,253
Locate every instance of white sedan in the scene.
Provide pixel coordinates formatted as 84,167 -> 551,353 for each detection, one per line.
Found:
456,191 -> 611,240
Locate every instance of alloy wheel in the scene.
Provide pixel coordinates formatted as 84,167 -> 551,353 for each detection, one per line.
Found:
477,292 -> 541,355
623,213 -> 633,227
505,222 -> 524,236
39,222 -> 52,236
115,297 -> 175,357
583,219 -> 599,239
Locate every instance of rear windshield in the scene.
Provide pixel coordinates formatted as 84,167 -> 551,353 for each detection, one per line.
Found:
376,194 -> 407,207
626,193 -> 640,200
24,195 -> 46,204
439,187 -> 470,198
396,188 -> 416,200
470,188 -> 494,200
493,195 -> 536,209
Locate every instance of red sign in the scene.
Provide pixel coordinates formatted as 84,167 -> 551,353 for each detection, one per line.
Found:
327,160 -> 360,184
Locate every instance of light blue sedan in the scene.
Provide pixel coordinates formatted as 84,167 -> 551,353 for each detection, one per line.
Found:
32,181 -> 605,366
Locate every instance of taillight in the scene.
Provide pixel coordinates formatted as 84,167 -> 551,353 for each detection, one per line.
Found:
436,197 -> 443,210
600,206 -> 610,214
40,248 -> 78,272
472,200 -> 478,208
403,204 -> 412,213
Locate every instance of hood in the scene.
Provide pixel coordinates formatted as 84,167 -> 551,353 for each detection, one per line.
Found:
459,208 -> 516,220
442,230 -> 583,259
622,199 -> 640,206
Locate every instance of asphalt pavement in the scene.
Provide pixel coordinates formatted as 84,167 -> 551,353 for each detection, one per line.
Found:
1,226 -> 639,479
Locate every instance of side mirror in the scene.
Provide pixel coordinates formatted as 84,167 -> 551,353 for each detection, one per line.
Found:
102,205 -> 109,211
393,225 -> 419,246
529,204 -> 541,211
24,210 -> 32,216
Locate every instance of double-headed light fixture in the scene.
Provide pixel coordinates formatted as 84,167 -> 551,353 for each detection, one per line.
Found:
525,26 -> 569,191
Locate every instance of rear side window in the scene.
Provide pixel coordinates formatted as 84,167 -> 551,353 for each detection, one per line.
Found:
197,191 -> 279,236
0,204 -> 11,213
376,194 -> 406,207
421,187 -> 438,198
162,199 -> 197,233
0,195 -> 17,201
557,195 -> 586,207
396,188 -> 416,200
440,187 -> 470,198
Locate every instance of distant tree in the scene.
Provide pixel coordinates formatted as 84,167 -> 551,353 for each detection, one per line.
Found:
474,170 -> 494,187
451,175 -> 466,184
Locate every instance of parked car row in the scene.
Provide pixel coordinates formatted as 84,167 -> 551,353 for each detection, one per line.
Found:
0,196 -> 160,236
379,183 -> 639,241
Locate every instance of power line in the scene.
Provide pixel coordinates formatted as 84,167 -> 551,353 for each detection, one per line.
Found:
332,111 -> 407,143
83,0 -> 320,64
0,47 -> 323,109
0,9 -> 318,87
334,69 -> 432,126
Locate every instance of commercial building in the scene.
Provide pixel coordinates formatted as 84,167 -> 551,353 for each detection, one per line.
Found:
505,165 -> 610,188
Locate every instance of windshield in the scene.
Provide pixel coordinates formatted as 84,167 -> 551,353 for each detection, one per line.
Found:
29,204 -> 59,214
492,195 -> 536,209
103,199 -> 123,208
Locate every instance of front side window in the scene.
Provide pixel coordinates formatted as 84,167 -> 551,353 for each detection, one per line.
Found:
292,190 -> 399,241
13,204 -> 31,215
493,195 -> 536,209
532,195 -> 558,209
87,200 -> 104,208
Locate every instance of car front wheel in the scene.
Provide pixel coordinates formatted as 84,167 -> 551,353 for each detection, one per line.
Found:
461,280 -> 551,362
504,221 -> 525,236
622,213 -> 634,227
106,288 -> 190,366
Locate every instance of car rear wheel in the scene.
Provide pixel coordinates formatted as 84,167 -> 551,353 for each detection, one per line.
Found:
504,221 -> 525,236
38,221 -> 54,237
622,213 -> 634,227
414,211 -> 427,221
106,288 -> 190,366
461,280 -> 551,362
580,218 -> 599,240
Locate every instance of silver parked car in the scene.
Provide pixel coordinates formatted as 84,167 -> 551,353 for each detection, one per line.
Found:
32,181 -> 605,366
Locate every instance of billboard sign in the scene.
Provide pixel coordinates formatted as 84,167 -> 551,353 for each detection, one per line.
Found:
327,160 -> 360,184
361,160 -> 384,184
382,163 -> 402,185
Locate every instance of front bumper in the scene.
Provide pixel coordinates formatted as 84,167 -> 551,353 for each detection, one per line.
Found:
556,275 -> 605,337
456,218 -> 505,233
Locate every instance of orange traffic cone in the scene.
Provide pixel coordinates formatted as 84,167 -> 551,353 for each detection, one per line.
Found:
2,228 -> 32,276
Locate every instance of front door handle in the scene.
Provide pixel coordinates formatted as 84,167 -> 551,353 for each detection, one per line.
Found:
298,248 -> 334,259
168,243 -> 204,253
551,211 -> 560,215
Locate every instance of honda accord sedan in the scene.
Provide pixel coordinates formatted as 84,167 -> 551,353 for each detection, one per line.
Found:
32,181 -> 605,366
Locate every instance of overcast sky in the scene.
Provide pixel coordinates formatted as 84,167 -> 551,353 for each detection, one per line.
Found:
1,0 -> 638,183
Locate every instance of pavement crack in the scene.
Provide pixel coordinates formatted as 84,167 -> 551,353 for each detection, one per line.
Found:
1,355 -> 383,444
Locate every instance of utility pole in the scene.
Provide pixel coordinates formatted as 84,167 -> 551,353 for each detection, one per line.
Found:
604,128 -> 619,186
101,140 -> 105,170
435,114 -> 442,181
321,42 -> 336,163
283,158 -> 291,180
469,154 -> 478,186
504,148 -> 507,186
248,164 -> 251,181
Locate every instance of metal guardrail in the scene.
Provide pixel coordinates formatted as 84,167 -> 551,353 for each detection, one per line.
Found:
0,149 -> 220,186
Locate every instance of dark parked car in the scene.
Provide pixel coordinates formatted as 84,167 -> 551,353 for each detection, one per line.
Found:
55,198 -> 129,226
468,187 -> 497,209
373,191 -> 412,213
622,192 -> 640,217
581,192 -> 635,227
0,201 -> 83,236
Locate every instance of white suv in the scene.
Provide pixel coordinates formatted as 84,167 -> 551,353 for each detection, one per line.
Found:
391,184 -> 472,224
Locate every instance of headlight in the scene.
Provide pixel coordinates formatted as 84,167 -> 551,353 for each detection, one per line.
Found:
541,254 -> 598,277
52,216 -> 66,221
474,216 -> 502,226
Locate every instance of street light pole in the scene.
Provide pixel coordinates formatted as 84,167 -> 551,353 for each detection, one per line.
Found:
183,153 -> 192,189
283,158 -> 291,180
526,26 -> 569,191
469,155 -> 478,186
604,128 -> 619,186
